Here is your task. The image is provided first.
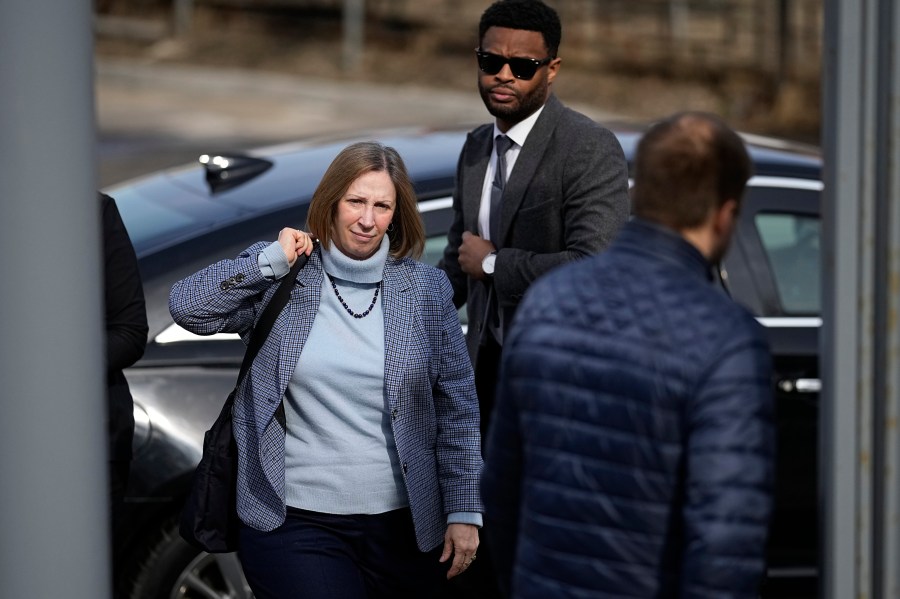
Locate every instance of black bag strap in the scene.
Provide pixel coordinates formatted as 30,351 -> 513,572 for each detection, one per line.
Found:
236,252 -> 309,386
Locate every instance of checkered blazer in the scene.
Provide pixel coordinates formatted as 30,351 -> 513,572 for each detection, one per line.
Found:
170,243 -> 484,551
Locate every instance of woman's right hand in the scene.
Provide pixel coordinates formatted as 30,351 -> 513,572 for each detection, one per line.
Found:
277,228 -> 314,266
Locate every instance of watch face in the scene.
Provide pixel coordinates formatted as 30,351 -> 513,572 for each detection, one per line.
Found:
482,253 -> 496,275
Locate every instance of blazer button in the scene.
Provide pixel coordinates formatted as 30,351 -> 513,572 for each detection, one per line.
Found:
234,273 -> 245,283
220,281 -> 230,291
391,408 -> 398,420
402,463 -> 408,475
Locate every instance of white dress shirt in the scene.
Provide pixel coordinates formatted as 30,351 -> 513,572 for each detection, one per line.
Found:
477,104 -> 546,242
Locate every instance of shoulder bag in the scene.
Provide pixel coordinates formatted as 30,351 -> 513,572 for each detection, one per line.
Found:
179,252 -> 307,553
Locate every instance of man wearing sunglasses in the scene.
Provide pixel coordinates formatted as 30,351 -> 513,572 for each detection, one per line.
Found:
440,0 -> 629,444
438,0 -> 629,596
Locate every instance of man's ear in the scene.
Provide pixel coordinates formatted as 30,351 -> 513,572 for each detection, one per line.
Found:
714,199 -> 739,236
546,57 -> 561,85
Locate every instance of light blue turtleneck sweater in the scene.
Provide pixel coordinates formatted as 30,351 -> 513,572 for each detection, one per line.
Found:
283,237 -> 408,514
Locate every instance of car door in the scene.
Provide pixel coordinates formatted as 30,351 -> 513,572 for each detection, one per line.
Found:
731,176 -> 823,597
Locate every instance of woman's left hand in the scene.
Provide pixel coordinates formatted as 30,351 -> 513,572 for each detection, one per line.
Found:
439,523 -> 480,579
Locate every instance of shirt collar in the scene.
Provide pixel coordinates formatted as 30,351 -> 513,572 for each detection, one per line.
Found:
493,103 -> 545,149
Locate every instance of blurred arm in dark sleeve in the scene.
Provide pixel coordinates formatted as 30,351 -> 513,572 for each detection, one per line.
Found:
101,192 -> 148,372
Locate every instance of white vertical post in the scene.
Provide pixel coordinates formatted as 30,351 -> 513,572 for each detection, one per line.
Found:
343,0 -> 365,72
821,0 -> 900,597
877,3 -> 900,596
669,0 -> 689,48
0,0 -> 109,597
174,0 -> 194,36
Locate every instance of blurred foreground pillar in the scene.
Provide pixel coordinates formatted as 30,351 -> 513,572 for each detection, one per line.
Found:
0,1 -> 109,598
821,0 -> 900,598
342,0 -> 364,72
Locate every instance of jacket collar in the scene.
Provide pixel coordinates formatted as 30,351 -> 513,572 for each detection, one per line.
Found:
616,218 -> 716,283
294,246 -> 324,287
378,255 -> 413,411
497,95 -> 563,243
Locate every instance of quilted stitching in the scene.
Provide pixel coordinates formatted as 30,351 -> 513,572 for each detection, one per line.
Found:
482,220 -> 775,598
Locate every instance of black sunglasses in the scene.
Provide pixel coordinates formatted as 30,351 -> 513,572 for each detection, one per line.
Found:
475,50 -> 552,80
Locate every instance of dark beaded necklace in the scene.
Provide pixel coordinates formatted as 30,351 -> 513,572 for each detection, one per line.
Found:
327,274 -> 381,319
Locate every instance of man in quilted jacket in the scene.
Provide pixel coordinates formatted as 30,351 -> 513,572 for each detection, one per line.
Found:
481,112 -> 775,598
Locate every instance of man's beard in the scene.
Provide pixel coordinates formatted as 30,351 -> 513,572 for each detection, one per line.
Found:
479,77 -> 549,125
708,234 -> 734,265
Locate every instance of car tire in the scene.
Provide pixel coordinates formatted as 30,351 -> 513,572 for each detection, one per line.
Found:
129,517 -> 253,599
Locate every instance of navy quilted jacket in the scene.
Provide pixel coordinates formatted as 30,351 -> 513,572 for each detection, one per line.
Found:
482,219 -> 775,598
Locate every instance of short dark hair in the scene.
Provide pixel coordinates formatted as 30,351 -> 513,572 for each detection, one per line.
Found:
306,141 -> 425,259
479,0 -> 562,57
631,112 -> 753,230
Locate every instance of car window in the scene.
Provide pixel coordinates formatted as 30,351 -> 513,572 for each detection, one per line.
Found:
421,234 -> 468,328
421,235 -> 447,271
755,212 -> 820,315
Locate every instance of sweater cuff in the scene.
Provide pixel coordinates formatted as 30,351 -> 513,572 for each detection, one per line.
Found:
258,241 -> 291,280
448,512 -> 483,528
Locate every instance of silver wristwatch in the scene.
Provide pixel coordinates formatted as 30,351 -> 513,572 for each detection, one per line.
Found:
482,251 -> 497,277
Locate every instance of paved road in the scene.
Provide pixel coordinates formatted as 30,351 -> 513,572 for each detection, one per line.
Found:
96,58 -> 618,186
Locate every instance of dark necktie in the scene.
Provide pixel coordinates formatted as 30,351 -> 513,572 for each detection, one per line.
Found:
489,135 -> 513,245
487,134 -> 512,346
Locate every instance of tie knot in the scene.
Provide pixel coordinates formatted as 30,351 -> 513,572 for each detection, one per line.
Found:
495,135 -> 512,156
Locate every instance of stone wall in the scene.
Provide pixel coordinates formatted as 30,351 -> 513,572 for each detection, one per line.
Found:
98,0 -> 823,139
221,0 -> 821,80
113,0 -> 822,83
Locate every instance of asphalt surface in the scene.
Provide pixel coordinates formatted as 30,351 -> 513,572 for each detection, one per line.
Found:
95,58 -> 618,186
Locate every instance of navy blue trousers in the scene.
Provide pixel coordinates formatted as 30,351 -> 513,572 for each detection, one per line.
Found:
238,507 -> 447,599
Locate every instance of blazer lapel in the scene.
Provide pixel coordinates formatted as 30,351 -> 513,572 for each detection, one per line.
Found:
463,126 -> 493,232
274,248 -> 323,399
498,94 -> 565,245
381,256 -> 413,411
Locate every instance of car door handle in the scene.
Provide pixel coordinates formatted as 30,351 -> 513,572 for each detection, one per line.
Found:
777,378 -> 822,393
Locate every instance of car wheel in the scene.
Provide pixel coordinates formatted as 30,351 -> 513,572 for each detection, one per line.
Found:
129,518 -> 253,599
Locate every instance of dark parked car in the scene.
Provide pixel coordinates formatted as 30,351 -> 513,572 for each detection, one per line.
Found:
106,125 -> 822,599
